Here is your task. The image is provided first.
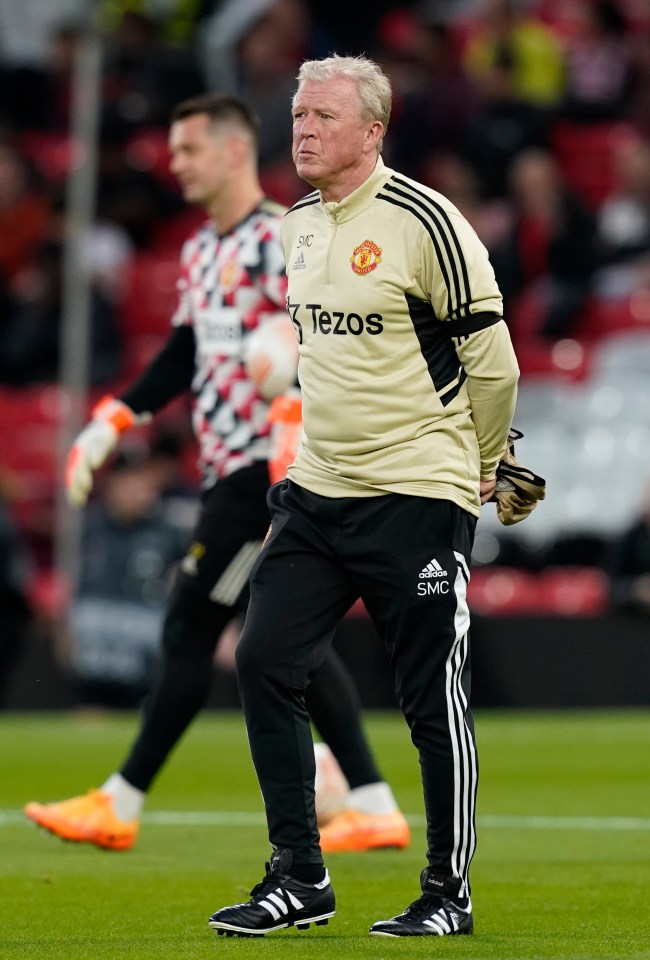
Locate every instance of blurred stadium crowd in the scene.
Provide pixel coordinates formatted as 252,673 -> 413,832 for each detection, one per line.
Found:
2,0 -> 650,705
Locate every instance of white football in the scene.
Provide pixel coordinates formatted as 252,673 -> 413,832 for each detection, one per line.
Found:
245,313 -> 299,400
314,741 -> 350,825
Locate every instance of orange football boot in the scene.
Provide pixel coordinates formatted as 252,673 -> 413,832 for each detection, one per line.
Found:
319,808 -> 410,853
24,790 -> 138,851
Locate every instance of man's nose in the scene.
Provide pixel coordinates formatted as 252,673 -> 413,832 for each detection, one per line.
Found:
298,115 -> 316,137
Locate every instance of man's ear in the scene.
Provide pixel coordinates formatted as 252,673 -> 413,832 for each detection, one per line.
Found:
364,120 -> 384,152
228,134 -> 251,166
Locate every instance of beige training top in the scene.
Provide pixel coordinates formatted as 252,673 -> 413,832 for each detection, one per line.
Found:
280,156 -> 520,516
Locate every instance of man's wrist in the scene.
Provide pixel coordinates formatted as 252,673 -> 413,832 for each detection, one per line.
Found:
91,396 -> 151,433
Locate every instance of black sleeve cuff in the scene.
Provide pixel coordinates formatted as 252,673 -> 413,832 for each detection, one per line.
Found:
448,312 -> 502,338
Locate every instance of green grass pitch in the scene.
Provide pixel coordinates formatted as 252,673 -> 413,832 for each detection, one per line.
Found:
1,709 -> 649,959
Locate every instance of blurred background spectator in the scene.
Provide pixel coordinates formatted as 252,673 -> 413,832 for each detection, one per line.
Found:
94,117 -> 186,250
462,0 -> 567,110
0,141 -> 51,289
0,238 -> 123,387
595,134 -> 650,299
418,150 -> 512,251
58,448 -> 189,709
491,147 -> 599,341
559,0 -> 636,124
375,11 -> 482,180
197,0 -> 332,204
100,11 -> 205,133
459,0 -> 565,196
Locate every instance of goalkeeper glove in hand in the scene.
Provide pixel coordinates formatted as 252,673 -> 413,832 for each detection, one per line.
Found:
65,396 -> 150,507
493,428 -> 546,526
267,389 -> 302,485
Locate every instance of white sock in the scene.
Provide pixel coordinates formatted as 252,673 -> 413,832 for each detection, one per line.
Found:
346,782 -> 398,816
100,773 -> 145,822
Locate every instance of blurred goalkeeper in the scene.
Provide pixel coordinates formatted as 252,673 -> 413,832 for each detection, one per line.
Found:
24,92 -> 409,854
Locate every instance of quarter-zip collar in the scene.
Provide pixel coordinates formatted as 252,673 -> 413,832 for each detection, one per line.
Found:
320,156 -> 393,223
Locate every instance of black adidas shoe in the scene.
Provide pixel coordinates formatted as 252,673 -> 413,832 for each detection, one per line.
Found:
208,849 -> 335,937
369,868 -> 473,937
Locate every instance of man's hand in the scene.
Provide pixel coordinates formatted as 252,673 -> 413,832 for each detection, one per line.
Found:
480,478 -> 496,504
491,428 -> 546,525
65,396 -> 142,507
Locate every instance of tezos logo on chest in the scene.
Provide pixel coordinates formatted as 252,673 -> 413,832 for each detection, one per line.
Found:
350,239 -> 382,276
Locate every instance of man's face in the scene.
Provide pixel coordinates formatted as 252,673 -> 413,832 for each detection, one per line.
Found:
168,113 -> 229,207
291,78 -> 376,193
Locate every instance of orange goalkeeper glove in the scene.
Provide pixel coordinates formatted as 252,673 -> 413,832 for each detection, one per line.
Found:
65,396 -> 150,507
267,389 -> 302,485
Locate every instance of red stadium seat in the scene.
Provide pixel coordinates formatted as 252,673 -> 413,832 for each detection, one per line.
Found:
19,131 -> 77,182
578,294 -> 650,340
0,385 -> 67,476
151,207 -> 205,252
515,337 -> 591,382
117,252 -> 181,378
0,385 -> 69,544
537,567 -> 609,615
467,568 -> 541,615
119,253 -> 180,339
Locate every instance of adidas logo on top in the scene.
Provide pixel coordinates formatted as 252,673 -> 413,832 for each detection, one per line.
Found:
419,558 -> 448,578
292,251 -> 306,271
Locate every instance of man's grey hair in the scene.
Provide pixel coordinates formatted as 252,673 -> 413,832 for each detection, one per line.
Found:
294,55 -> 392,147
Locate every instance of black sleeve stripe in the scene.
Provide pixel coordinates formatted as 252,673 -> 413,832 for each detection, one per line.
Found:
381,177 -> 473,319
406,293 -> 466,397
390,175 -> 473,312
448,312 -> 502,337
386,176 -> 472,317
379,186 -> 465,320
388,176 -> 470,316
438,368 -> 468,407
378,191 -> 455,319
285,192 -> 320,215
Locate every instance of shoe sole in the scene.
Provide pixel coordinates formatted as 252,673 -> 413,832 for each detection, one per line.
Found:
370,921 -> 473,937
370,929 -> 473,937
209,911 -> 335,937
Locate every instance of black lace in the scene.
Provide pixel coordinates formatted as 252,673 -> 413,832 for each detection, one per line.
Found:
249,863 -> 274,898
249,861 -> 294,899
402,893 -> 445,920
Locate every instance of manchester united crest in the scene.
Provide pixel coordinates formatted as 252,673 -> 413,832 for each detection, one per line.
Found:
220,259 -> 242,291
350,239 -> 382,276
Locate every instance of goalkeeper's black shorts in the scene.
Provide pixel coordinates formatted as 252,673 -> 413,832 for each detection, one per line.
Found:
175,460 -> 271,609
